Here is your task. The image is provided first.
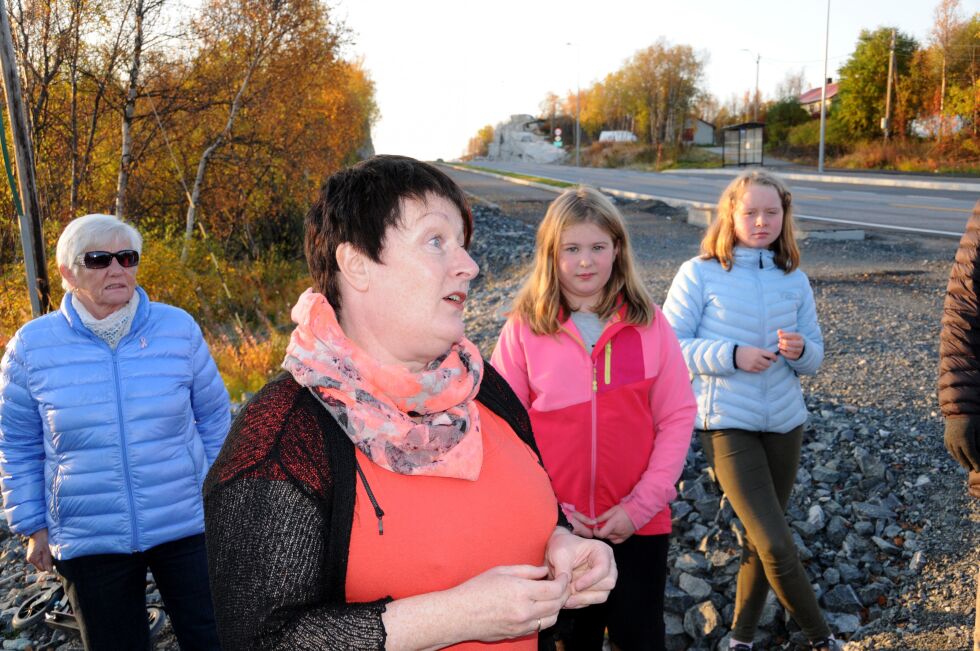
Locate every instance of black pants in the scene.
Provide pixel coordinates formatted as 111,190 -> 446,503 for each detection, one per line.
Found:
542,533 -> 669,651
55,534 -> 220,651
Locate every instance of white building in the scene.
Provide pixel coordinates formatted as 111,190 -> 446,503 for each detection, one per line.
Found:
598,130 -> 638,143
682,118 -> 716,145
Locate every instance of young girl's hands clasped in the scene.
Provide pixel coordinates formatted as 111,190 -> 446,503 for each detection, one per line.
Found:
593,504 -> 636,544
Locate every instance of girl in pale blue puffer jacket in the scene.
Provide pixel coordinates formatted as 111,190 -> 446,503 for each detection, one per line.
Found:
0,214 -> 228,650
662,171 -> 838,651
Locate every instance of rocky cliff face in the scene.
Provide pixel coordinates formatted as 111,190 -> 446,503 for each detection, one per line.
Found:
487,114 -> 565,164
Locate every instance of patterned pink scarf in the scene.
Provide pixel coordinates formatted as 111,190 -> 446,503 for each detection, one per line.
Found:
282,289 -> 484,480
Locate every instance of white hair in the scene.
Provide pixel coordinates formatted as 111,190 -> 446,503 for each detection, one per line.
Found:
56,214 -> 143,291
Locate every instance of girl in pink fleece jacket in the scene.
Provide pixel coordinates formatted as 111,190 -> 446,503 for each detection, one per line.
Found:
492,187 -> 696,651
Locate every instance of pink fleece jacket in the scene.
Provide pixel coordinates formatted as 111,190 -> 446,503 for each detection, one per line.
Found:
491,304 -> 696,536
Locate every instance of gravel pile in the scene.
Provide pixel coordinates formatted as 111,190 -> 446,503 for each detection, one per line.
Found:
463,198 -> 977,651
0,200 -> 973,651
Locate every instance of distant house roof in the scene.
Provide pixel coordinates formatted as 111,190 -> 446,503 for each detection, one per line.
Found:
799,82 -> 839,105
722,122 -> 765,130
684,117 -> 716,129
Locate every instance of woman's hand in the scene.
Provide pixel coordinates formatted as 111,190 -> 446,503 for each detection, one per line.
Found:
777,330 -> 804,361
564,509 -> 597,539
446,565 -> 570,642
735,346 -> 778,372
26,529 -> 53,573
593,505 -> 636,545
545,529 -> 617,610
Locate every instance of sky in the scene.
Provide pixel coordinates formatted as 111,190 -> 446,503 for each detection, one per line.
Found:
334,0 -> 978,161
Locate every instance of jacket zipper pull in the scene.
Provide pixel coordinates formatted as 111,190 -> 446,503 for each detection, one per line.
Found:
592,366 -> 598,392
759,252 -> 764,269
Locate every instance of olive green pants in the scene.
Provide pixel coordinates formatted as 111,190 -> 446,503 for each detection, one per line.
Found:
699,426 -> 831,643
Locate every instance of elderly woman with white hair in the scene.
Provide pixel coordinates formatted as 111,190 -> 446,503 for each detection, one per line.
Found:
0,213 -> 229,650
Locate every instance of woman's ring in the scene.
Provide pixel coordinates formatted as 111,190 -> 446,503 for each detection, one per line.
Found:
536,618 -> 542,633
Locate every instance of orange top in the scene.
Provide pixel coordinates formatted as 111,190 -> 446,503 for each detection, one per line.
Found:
346,404 -> 559,649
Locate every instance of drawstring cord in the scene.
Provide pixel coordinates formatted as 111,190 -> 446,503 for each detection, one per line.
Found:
306,387 -> 386,536
355,458 -> 385,535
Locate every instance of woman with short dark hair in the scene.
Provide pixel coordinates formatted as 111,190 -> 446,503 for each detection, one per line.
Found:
204,155 -> 617,649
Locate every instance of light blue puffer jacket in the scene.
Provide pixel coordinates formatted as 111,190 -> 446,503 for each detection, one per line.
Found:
0,287 -> 230,560
662,248 -> 823,433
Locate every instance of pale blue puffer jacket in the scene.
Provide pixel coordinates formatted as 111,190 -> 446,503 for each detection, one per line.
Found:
662,248 -> 823,433
0,287 -> 230,560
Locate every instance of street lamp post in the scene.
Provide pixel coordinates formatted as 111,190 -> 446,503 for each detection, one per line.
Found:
818,0 -> 831,173
566,42 -> 580,167
740,49 -> 761,122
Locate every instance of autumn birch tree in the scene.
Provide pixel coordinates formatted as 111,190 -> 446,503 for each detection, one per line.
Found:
180,0 -> 307,261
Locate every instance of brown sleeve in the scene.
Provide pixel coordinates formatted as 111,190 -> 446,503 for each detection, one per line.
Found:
940,201 -> 980,417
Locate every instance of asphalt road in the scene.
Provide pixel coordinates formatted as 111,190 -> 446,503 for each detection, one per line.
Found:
461,160 -> 979,238
441,166 -> 558,204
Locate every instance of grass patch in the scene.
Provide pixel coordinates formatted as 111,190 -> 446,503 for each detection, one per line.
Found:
580,142 -> 722,171
453,163 -> 573,188
771,136 -> 980,176
658,149 -> 723,170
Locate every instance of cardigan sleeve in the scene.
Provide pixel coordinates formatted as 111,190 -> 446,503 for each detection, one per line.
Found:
662,259 -> 737,377
619,310 -> 696,530
204,477 -> 391,650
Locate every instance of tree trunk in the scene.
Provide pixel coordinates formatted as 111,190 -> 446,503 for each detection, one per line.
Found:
115,0 -> 144,220
68,0 -> 83,215
181,42 -> 267,262
939,51 -> 947,142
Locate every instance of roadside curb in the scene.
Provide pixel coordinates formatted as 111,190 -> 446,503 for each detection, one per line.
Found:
663,167 -> 980,193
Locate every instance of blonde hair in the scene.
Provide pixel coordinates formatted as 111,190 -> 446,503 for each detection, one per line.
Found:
700,170 -> 800,272
512,187 -> 653,335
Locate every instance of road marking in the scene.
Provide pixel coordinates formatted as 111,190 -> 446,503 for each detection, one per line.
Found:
644,178 -> 690,186
796,213 -> 961,237
904,194 -> 959,201
890,203 -> 971,213
795,193 -> 832,200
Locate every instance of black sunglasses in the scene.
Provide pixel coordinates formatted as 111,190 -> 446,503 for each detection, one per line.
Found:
78,249 -> 140,270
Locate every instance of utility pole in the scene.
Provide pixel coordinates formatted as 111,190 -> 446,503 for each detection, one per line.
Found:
0,0 -> 50,316
818,0 -> 831,173
566,41 -> 581,167
575,84 -> 580,167
740,49 -> 761,121
883,29 -> 896,141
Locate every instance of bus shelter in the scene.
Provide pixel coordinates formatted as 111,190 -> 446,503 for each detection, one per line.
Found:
722,122 -> 764,166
